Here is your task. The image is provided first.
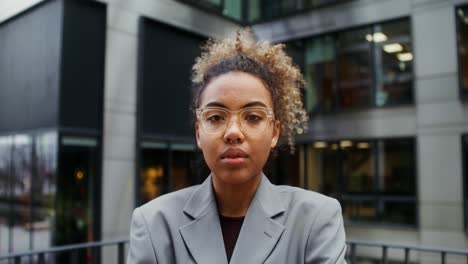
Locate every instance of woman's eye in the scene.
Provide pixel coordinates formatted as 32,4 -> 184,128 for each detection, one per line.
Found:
207,115 -> 225,122
245,114 -> 262,122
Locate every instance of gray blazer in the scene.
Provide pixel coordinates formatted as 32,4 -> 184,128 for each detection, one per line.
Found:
127,175 -> 347,264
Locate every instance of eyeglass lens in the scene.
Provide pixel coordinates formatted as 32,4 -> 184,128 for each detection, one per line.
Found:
200,108 -> 269,135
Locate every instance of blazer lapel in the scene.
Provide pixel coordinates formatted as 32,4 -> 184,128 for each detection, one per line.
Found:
229,175 -> 285,264
179,175 -> 228,264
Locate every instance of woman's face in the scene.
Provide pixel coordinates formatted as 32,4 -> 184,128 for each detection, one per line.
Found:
196,71 -> 280,186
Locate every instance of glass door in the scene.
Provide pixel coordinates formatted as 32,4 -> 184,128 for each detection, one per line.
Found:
55,136 -> 100,263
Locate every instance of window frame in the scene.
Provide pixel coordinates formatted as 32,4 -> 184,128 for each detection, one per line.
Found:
455,4 -> 468,100
294,17 -> 414,115
305,137 -> 418,227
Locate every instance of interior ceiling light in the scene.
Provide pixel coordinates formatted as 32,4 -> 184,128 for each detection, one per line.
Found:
397,52 -> 413,62
313,141 -> 328,148
357,142 -> 370,149
366,32 -> 387,43
383,43 -> 403,53
340,140 -> 353,148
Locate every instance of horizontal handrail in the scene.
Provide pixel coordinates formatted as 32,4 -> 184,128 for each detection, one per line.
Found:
347,239 -> 468,255
0,239 -> 129,260
1,238 -> 467,262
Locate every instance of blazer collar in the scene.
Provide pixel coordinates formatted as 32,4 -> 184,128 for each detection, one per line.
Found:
179,174 -> 286,264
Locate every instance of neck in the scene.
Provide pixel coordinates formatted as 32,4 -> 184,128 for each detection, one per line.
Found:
212,173 -> 262,217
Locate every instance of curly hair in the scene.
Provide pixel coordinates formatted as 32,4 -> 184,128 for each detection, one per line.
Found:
191,28 -> 308,152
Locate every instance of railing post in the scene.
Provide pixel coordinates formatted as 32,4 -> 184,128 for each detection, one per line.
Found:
404,248 -> 410,264
350,243 -> 356,264
382,246 -> 388,264
71,250 -> 79,264
38,252 -> 46,264
118,242 -> 125,264
92,246 -> 99,264
441,251 -> 446,264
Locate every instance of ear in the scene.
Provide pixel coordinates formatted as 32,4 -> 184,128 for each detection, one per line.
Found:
195,121 -> 202,149
270,121 -> 280,148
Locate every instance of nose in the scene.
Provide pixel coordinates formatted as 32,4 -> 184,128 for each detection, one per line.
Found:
223,116 -> 245,144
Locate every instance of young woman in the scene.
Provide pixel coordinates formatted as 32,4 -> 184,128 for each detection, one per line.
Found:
127,29 -> 347,264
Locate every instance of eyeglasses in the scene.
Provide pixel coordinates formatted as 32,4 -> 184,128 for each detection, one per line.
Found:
196,107 -> 275,135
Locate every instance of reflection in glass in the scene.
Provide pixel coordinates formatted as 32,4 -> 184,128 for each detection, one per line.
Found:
337,27 -> 373,109
342,141 -> 374,193
140,146 -> 167,204
306,138 -> 416,225
305,35 -> 336,113
270,146 -> 301,187
0,136 -> 12,253
378,139 -> 415,195
171,146 -> 197,191
374,19 -> 413,106
11,134 -> 32,252
140,143 -> 199,205
308,142 -> 338,195
33,132 -> 57,250
342,198 -> 376,222
56,136 -> 98,262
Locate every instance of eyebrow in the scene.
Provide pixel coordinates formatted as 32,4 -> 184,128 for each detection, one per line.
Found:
203,101 -> 268,109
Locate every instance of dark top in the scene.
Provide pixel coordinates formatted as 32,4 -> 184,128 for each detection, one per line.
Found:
219,214 -> 245,262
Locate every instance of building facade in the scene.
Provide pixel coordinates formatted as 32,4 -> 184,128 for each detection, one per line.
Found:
0,0 -> 468,262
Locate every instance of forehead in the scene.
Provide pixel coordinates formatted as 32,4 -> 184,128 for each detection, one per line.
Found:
199,71 -> 273,109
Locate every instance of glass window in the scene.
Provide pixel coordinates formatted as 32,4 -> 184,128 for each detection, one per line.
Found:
0,132 -> 58,254
457,6 -> 468,96
223,0 -> 242,20
293,19 -> 413,113
307,138 -> 416,225
269,146 -> 302,187
139,142 -> 200,205
11,134 -> 33,252
378,139 -> 415,195
140,143 -> 168,204
306,142 -> 339,194
0,136 -> 12,253
337,27 -> 373,109
342,140 -> 374,193
32,132 -> 57,250
463,135 -> 468,231
171,144 -> 198,191
304,35 -> 337,113
374,20 -> 413,106
56,136 -> 99,262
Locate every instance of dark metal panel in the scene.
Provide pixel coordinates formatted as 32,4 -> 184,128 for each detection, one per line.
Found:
0,0 -> 62,133
59,0 -> 106,132
139,18 -> 206,137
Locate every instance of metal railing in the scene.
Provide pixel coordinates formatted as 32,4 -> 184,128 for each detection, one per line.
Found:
346,239 -> 468,264
0,239 -> 128,264
1,239 -> 467,263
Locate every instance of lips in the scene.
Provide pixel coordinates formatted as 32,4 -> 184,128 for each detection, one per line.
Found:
221,148 -> 248,159
220,148 -> 248,167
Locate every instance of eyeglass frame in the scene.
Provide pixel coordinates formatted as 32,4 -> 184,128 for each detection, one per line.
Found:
195,106 -> 276,135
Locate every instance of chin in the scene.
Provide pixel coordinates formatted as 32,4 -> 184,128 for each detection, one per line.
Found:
214,169 -> 261,186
